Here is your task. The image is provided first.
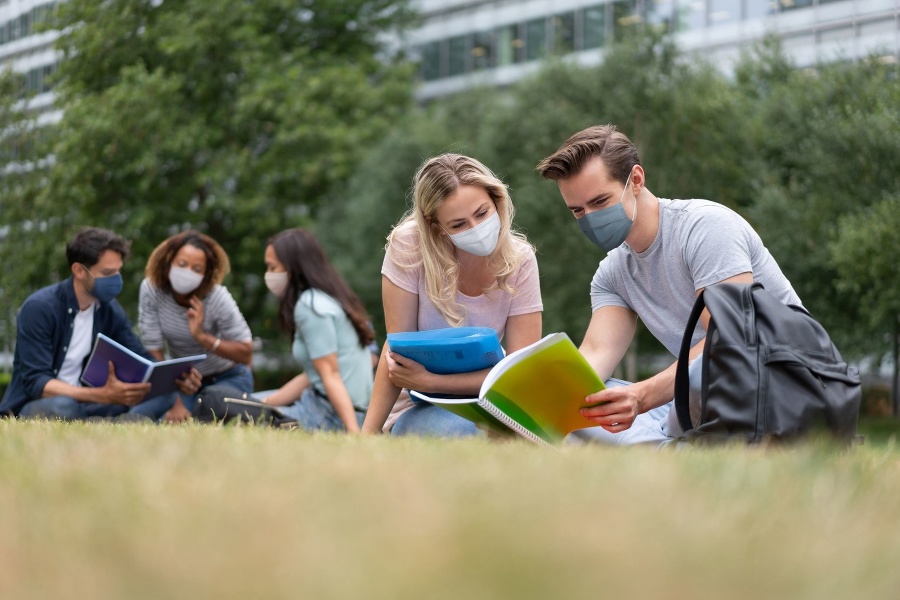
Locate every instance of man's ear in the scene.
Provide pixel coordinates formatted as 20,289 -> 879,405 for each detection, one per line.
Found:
631,165 -> 646,195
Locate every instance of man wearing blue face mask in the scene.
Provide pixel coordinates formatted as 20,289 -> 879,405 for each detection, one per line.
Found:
537,125 -> 802,445
1,227 -> 201,420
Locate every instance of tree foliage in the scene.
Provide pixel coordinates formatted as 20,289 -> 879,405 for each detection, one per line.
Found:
5,0 -> 415,344
3,16 -> 899,391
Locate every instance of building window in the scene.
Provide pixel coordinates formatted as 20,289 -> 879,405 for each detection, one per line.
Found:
421,41 -> 442,81
525,17 -> 547,62
496,23 -> 523,66
472,31 -> 494,71
646,0 -> 676,32
709,0 -> 740,24
613,0 -> 642,41
552,12 -> 576,56
676,0 -> 707,31
448,35 -> 469,77
779,0 -> 814,9
746,0 -> 778,18
582,5 -> 607,50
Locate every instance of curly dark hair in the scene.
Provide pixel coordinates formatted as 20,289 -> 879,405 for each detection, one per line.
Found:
144,230 -> 230,299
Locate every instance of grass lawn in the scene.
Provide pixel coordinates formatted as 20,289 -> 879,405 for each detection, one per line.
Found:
1,419 -> 899,599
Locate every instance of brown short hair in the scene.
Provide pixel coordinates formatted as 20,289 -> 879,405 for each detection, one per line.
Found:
145,230 -> 230,299
536,124 -> 641,184
66,227 -> 130,268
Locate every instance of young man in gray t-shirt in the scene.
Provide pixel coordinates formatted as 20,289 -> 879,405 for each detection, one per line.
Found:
537,125 -> 801,444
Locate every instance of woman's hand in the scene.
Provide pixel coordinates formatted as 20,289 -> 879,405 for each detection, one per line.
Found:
175,368 -> 202,396
386,352 -> 434,391
186,296 -> 205,340
163,396 -> 192,423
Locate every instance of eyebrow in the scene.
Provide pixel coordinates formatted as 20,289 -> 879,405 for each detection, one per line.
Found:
567,193 -> 610,210
446,202 -> 491,226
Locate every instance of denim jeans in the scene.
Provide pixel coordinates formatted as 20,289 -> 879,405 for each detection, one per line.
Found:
391,402 -> 481,438
256,387 -> 365,432
129,363 -> 255,420
19,396 -> 131,420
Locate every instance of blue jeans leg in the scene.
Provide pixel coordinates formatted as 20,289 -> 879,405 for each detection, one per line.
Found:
128,392 -> 177,420
19,396 -> 127,420
391,403 -> 481,438
188,364 -> 255,413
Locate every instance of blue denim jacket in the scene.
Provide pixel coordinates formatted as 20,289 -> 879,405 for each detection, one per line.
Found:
0,277 -> 150,416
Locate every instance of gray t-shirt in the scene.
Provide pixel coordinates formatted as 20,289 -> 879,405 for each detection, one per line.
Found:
591,198 -> 802,356
292,289 -> 373,411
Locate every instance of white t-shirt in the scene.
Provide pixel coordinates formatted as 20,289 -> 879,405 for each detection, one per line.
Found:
590,198 -> 802,356
56,303 -> 96,386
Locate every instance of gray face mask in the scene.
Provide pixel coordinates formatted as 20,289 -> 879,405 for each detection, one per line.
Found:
577,175 -> 636,251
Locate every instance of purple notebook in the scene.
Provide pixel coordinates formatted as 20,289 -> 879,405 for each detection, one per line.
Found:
81,333 -> 206,399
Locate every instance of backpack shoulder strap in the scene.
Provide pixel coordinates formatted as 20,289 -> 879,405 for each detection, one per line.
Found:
674,282 -> 762,433
674,289 -> 708,433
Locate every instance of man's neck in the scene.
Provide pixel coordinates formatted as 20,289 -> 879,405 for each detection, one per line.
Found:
625,190 -> 660,254
72,278 -> 96,311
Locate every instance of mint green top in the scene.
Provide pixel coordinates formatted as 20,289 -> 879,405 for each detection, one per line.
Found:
292,289 -> 372,410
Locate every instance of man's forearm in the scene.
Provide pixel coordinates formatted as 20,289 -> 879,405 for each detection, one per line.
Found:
632,338 -> 706,413
41,379 -> 111,404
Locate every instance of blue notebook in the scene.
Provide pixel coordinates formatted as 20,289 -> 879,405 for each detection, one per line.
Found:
386,327 -> 503,374
81,333 -> 206,400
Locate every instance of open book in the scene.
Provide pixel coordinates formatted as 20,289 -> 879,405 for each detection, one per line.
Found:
409,332 -> 605,446
387,327 -> 503,374
81,333 -> 206,399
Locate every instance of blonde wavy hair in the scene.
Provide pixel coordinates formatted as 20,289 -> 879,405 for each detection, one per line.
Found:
386,153 -> 533,327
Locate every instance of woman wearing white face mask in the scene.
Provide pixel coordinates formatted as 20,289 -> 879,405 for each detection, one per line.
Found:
136,230 -> 254,422
220,228 -> 375,433
361,153 -> 544,437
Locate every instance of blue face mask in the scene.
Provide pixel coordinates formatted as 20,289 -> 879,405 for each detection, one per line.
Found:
577,175 -> 637,251
82,264 -> 123,303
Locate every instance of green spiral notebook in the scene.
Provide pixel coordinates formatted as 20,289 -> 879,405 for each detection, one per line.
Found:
409,332 -> 605,446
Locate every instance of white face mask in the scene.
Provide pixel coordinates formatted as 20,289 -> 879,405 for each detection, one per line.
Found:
168,266 -> 204,295
447,210 -> 501,257
265,271 -> 289,297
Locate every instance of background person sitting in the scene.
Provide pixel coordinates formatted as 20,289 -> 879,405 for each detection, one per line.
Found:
136,230 -> 253,422
0,227 -> 200,420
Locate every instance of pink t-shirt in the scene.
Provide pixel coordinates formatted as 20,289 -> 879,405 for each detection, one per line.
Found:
381,221 -> 543,429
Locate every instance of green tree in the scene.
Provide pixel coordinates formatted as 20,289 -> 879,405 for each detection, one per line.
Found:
328,30 -> 755,376
829,195 -> 900,412
0,70 -> 55,364
31,0 -> 415,342
737,43 -> 900,358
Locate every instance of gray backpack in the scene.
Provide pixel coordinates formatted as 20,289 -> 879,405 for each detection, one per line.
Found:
674,283 -> 861,443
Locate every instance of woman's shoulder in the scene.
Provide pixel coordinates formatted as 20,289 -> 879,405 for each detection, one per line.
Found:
385,219 -> 423,270
140,277 -> 167,300
297,288 -> 342,315
510,235 -> 537,258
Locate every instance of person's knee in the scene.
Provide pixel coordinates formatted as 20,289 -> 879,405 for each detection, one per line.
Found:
19,396 -> 82,420
393,404 -> 478,438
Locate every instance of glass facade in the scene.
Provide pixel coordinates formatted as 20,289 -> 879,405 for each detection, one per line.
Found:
415,0 -> 877,83
524,17 -> 547,61
582,5 -> 606,50
0,1 -> 57,47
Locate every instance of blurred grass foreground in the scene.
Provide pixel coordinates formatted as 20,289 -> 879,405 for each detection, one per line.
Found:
1,419 -> 899,599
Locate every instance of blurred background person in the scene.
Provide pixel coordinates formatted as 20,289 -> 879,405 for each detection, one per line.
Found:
136,230 -> 253,422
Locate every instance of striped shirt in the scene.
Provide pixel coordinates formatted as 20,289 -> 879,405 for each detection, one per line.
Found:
138,279 -> 252,377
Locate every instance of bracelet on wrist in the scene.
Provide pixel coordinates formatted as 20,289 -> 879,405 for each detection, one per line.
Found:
210,337 -> 222,352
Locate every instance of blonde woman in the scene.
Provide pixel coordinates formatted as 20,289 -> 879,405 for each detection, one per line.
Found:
361,154 -> 543,437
